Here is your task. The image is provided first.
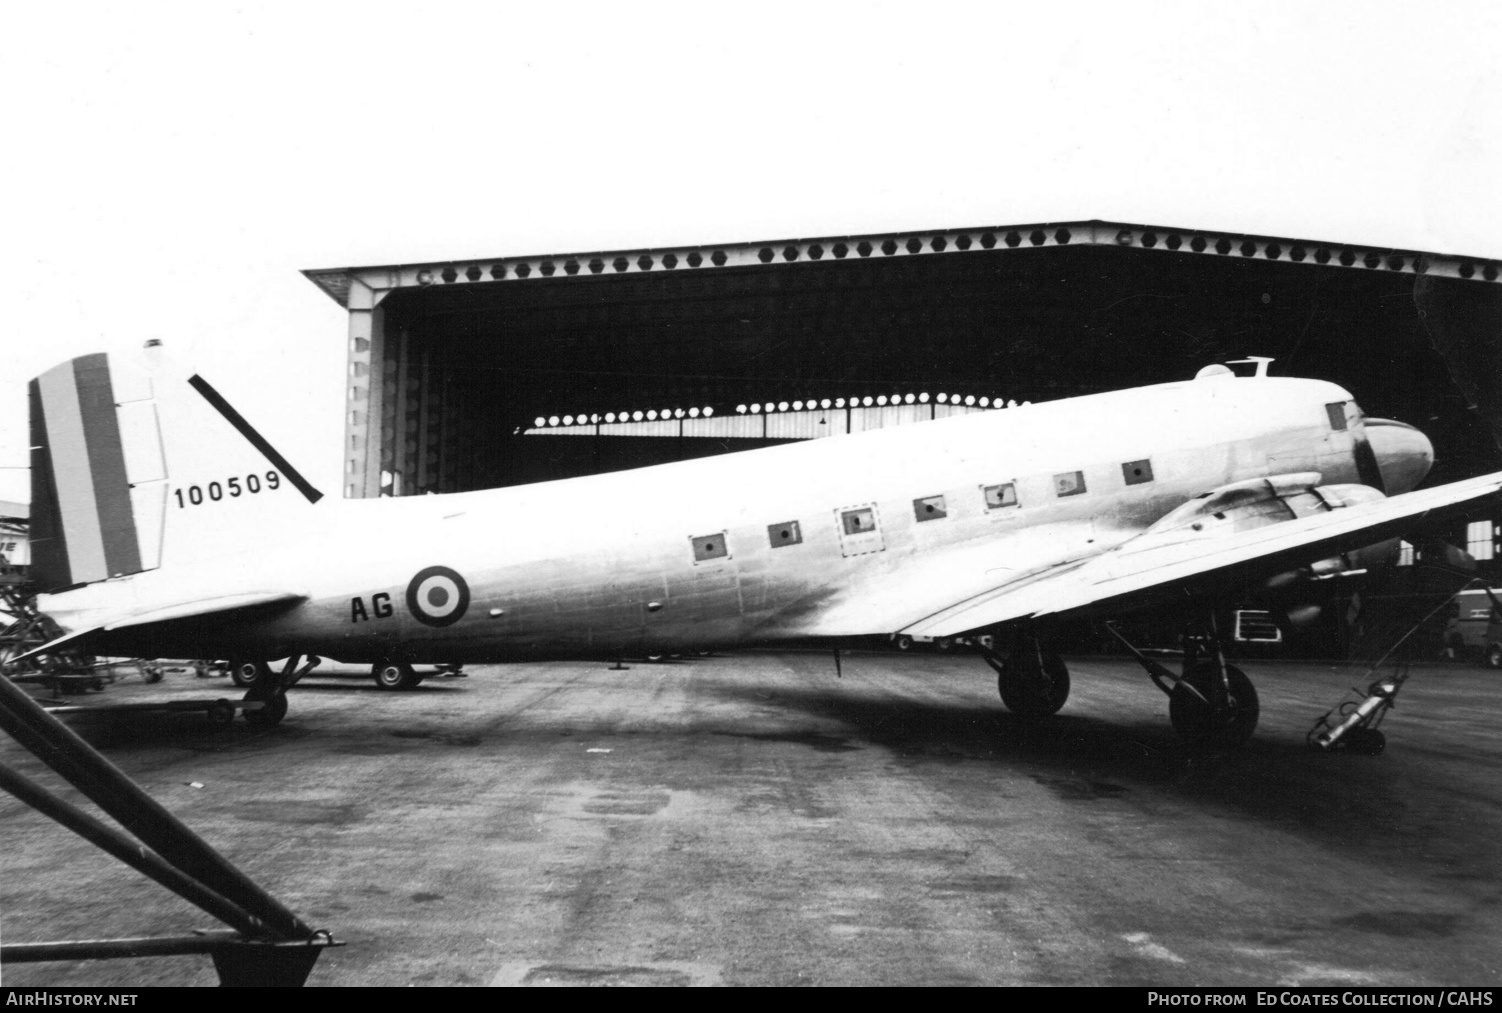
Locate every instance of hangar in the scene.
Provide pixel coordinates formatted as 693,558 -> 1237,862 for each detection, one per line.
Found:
305,219 -> 1502,501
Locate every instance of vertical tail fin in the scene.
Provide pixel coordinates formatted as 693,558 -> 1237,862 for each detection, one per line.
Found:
29,348 -> 323,592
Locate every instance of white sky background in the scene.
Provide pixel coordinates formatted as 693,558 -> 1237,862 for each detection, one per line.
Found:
1,1 -> 1498,505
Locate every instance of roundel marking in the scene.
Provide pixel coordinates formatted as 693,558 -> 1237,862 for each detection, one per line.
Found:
406,565 -> 470,627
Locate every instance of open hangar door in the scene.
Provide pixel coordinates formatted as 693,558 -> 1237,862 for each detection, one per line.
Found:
307,220 -> 1502,497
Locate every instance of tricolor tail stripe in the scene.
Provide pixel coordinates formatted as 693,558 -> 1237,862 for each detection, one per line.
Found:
27,377 -> 69,590
29,354 -> 144,590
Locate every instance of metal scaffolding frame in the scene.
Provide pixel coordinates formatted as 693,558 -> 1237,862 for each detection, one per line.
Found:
0,671 -> 339,986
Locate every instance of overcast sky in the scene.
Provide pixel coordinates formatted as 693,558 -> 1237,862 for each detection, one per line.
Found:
2,2 -> 1498,504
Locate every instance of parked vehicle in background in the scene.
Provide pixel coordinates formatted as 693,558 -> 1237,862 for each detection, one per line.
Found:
889,633 -> 994,653
1233,609 -> 1283,645
1444,588 -> 1502,666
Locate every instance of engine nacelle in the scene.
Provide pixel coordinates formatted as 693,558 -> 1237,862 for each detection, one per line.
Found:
1144,474 -> 1399,621
1147,473 -> 1388,540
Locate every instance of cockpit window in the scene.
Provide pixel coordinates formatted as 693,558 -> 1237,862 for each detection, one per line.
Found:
1325,402 -> 1348,431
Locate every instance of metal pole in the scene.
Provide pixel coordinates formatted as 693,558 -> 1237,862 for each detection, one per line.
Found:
0,760 -> 268,937
3,932 -> 240,962
0,672 -> 311,939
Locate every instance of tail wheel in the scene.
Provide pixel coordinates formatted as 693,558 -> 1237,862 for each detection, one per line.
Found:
997,651 -> 1071,716
373,661 -> 420,691
1488,643 -> 1502,669
1169,663 -> 1260,749
243,693 -> 288,726
228,659 -> 271,688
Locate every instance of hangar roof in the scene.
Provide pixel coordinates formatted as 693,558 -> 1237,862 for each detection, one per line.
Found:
303,219 -> 1502,307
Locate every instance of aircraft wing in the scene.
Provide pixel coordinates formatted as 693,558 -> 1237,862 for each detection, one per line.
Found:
901,470 -> 1502,638
16,590 -> 306,662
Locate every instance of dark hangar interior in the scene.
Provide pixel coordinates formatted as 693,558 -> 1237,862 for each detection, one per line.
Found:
306,220 -> 1502,504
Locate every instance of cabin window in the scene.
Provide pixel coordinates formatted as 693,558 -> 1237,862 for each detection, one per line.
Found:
1325,402 -> 1348,431
835,503 -> 885,557
1122,459 -> 1154,485
1053,471 -> 1086,497
691,533 -> 729,562
767,520 -> 802,547
841,507 -> 877,535
913,495 -> 947,522
983,482 -> 1018,509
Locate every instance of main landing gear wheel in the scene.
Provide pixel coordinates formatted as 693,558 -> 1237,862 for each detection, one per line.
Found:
1169,663 -> 1260,750
996,651 -> 1071,716
228,659 -> 271,688
372,661 -> 420,691
242,693 -> 288,727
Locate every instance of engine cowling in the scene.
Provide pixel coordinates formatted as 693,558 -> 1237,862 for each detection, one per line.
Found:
1145,473 -> 1399,624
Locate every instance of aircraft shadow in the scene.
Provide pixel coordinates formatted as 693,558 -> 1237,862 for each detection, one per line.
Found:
696,680 -> 1501,873
704,680 -> 1186,777
288,679 -> 466,694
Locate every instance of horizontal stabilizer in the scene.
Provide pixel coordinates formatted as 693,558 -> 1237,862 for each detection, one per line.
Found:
103,590 -> 306,631
11,627 -> 102,664
16,590 -> 305,663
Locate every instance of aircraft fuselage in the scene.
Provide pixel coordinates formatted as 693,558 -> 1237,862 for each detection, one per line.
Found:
43,373 -> 1420,663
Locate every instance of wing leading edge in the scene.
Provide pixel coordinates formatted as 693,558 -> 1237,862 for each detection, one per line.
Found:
901,470 -> 1502,638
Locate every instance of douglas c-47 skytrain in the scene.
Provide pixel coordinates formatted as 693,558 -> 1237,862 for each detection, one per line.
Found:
19,347 -> 1502,748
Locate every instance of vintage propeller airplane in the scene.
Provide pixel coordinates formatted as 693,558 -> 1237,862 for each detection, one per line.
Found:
19,347 -> 1502,748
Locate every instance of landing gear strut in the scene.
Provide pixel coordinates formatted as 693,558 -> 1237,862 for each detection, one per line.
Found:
1106,614 -> 1260,749
981,626 -> 1071,716
240,655 -> 318,726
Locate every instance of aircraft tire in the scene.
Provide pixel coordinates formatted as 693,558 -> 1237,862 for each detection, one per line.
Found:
1169,663 -> 1259,749
997,652 -> 1071,716
1488,643 -> 1502,670
243,693 -> 287,726
373,661 -> 420,691
893,635 -> 914,651
229,659 -> 271,688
